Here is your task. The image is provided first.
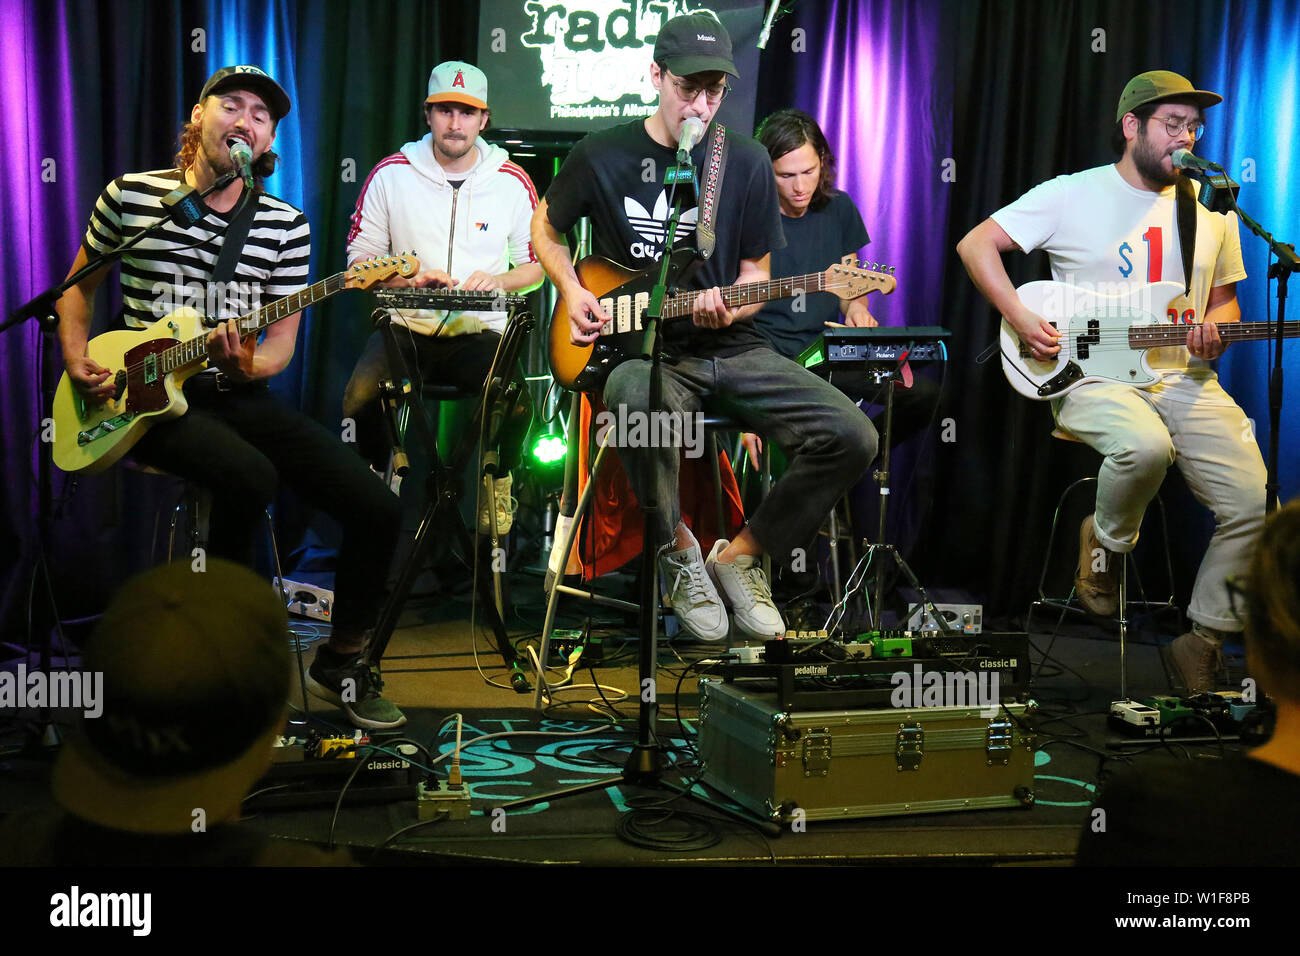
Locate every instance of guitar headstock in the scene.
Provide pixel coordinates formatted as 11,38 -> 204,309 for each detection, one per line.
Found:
344,253 -> 420,289
822,253 -> 897,297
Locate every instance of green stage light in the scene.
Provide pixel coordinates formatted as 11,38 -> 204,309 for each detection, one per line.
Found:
532,434 -> 567,465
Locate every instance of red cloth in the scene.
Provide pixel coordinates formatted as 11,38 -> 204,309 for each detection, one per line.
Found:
574,394 -> 745,581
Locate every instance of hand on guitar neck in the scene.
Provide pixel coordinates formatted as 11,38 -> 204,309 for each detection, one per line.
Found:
206,317 -> 258,383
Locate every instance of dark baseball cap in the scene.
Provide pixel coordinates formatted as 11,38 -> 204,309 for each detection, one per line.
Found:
654,13 -> 738,78
1116,70 -> 1221,122
200,65 -> 292,121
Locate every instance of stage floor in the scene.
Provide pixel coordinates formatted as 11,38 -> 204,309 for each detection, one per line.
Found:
1,582 -> 1247,867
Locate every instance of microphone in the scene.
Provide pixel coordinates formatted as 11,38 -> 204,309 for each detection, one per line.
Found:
229,140 -> 254,189
676,117 -> 705,162
1171,148 -> 1221,173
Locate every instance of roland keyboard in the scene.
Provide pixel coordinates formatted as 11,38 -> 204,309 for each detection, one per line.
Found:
798,326 -> 950,376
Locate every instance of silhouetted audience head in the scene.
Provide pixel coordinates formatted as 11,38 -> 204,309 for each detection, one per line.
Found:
53,558 -> 290,833
1239,500 -> 1300,703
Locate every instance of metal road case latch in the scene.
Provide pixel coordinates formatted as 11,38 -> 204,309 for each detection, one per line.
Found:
801,729 -> 831,777
985,718 -> 1013,766
896,722 -> 924,771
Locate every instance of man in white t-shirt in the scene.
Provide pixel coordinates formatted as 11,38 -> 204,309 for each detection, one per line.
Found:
345,61 -> 542,534
957,70 -> 1266,693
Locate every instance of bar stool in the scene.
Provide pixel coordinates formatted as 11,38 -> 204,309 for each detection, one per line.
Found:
124,460 -> 308,710
532,410 -> 768,707
1026,428 -> 1178,698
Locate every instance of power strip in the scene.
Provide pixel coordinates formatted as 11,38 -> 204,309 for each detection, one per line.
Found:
274,578 -> 334,622
418,779 -> 472,820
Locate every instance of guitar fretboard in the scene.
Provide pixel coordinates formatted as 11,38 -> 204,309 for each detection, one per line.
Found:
160,273 -> 346,375
1130,319 -> 1300,348
660,271 -> 831,318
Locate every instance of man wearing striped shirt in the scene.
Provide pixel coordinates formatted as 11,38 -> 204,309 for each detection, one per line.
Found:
55,66 -> 406,730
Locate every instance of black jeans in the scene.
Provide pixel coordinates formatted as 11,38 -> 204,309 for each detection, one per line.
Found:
131,375 -> 402,634
342,328 -> 533,473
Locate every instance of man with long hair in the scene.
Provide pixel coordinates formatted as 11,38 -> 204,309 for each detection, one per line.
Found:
54,66 -> 404,730
751,108 -> 941,480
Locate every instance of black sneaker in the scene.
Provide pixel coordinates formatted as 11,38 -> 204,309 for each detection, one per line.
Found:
306,646 -> 407,729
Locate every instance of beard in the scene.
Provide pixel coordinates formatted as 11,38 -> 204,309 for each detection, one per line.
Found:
1133,126 -> 1179,188
435,132 -> 475,162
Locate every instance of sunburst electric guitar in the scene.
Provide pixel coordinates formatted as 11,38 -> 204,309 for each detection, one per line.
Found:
1001,279 -> 1300,400
51,253 -> 419,473
549,250 -> 897,391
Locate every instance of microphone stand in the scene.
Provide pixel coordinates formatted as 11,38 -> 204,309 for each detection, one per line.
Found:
1227,202 -> 1298,515
498,130 -> 779,835
2,171 -> 239,752
1184,161 -> 1300,513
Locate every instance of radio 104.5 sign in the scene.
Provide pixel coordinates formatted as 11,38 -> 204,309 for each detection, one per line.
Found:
478,0 -> 763,133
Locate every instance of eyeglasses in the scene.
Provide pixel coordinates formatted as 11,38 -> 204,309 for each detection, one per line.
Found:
1152,115 -> 1206,140
669,77 -> 730,105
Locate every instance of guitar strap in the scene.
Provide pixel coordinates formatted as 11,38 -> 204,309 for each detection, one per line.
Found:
212,188 -> 258,287
1175,176 -> 1197,299
695,122 -> 728,261
208,188 -> 258,388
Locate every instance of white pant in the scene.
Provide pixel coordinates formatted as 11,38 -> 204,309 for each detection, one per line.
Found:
1054,374 -> 1266,632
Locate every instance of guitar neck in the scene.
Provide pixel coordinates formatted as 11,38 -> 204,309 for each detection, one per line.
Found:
660,271 -> 831,318
1132,319 -> 1300,348
163,272 -> 346,374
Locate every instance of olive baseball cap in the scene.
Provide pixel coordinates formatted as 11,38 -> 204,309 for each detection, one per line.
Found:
1116,70 -> 1221,122
654,12 -> 738,78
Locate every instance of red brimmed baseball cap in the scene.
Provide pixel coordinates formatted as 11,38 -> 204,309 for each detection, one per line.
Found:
426,61 -> 489,110
200,64 -> 292,121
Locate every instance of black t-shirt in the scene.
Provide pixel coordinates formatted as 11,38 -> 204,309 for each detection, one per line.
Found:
545,119 -> 785,358
1074,754 -> 1300,866
754,190 -> 870,359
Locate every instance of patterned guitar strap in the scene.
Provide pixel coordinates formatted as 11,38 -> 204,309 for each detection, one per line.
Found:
694,122 -> 728,261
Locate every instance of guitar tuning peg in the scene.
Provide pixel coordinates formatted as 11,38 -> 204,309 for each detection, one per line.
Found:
889,266 -> 896,274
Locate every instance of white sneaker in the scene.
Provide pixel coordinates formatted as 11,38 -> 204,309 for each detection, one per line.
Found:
478,473 -> 517,535
660,540 -> 729,642
706,539 -> 785,639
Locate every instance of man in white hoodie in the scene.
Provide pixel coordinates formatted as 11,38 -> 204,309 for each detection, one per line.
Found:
345,61 -> 542,533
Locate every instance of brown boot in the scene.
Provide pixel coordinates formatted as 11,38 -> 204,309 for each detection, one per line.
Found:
1074,514 -> 1118,616
1169,626 -> 1224,693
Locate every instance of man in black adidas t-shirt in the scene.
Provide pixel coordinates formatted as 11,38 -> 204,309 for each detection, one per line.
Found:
54,66 -> 405,730
533,15 -> 877,643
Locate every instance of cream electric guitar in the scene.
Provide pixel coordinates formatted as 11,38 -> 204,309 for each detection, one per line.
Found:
1000,279 -> 1300,400
51,253 -> 418,473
